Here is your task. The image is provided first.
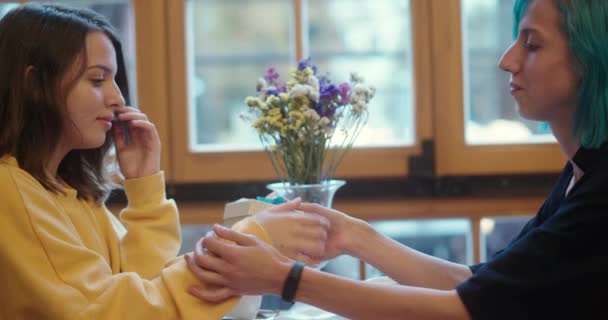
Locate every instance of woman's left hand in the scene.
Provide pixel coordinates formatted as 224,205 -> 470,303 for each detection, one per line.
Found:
185,224 -> 292,303
113,106 -> 161,179
253,199 -> 330,265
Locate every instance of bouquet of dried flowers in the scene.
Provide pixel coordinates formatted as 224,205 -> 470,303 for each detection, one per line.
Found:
241,58 -> 375,185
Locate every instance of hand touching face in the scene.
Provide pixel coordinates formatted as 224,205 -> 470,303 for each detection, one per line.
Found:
62,31 -> 161,179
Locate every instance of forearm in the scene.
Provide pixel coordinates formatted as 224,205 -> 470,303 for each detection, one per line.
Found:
350,225 -> 472,289
294,267 -> 470,320
118,172 -> 181,276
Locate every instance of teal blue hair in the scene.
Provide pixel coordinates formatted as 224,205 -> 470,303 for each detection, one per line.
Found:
513,0 -> 608,149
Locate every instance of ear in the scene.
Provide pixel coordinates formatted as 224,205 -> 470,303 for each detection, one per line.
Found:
24,65 -> 36,79
23,65 -> 44,102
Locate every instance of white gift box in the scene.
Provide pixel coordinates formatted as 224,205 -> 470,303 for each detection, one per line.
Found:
223,198 -> 274,320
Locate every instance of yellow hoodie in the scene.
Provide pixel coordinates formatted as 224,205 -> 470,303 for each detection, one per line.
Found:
0,156 -> 268,319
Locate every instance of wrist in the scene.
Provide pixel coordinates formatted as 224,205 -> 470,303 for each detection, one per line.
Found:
274,260 -> 294,296
344,219 -> 376,258
123,171 -> 166,208
280,261 -> 305,302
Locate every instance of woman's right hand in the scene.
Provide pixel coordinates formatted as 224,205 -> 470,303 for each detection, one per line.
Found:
252,199 -> 330,266
298,203 -> 371,260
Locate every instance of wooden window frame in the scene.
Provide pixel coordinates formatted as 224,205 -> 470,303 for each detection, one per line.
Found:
164,0 -> 434,183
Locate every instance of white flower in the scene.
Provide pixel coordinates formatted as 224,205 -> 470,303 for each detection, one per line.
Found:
289,84 -> 307,97
309,91 -> 320,103
352,101 -> 368,115
307,76 -> 320,103
256,78 -> 268,92
289,84 -> 315,99
318,116 -> 330,128
350,72 -> 364,84
303,108 -> 321,122
352,83 -> 368,95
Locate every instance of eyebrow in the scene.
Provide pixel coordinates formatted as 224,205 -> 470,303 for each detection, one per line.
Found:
86,64 -> 114,74
518,27 -> 545,40
519,27 -> 539,35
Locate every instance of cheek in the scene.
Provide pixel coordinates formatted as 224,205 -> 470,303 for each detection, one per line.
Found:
529,60 -> 579,103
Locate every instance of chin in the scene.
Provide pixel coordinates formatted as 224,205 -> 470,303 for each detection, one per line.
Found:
516,105 -> 544,122
81,137 -> 107,149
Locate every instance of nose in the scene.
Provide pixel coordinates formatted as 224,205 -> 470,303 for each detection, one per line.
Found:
498,41 -> 521,75
107,81 -> 126,109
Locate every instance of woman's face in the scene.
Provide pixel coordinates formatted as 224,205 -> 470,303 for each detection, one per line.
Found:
61,31 -> 125,150
499,0 -> 580,123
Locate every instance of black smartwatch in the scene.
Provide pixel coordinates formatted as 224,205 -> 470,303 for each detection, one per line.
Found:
281,261 -> 305,303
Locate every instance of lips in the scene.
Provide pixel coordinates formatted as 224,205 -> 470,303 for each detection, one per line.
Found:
510,82 -> 523,93
96,116 -> 113,129
97,115 -> 113,122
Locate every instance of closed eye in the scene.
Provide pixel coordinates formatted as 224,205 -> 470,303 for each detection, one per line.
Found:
91,79 -> 104,87
524,42 -> 540,51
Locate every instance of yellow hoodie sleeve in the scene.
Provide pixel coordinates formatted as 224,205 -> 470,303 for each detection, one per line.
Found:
0,165 -> 268,320
115,171 -> 181,278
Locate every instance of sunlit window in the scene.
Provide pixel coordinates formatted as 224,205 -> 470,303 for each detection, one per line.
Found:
186,0 -> 414,152
307,0 -> 414,147
186,0 -> 293,151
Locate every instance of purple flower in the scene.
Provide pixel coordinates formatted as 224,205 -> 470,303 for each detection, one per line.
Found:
265,88 -> 280,96
297,57 -> 318,74
264,67 -> 280,86
318,76 -> 340,100
339,82 -> 351,105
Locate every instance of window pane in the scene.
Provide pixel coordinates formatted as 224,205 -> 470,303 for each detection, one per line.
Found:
322,219 -> 471,280
187,0 -> 293,151
480,216 -> 532,262
307,0 -> 414,146
33,0 -> 138,105
462,0 -> 554,144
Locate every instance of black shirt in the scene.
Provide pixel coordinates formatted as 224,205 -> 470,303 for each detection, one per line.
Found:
456,147 -> 608,320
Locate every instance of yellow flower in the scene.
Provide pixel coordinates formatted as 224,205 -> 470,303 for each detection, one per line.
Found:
279,93 -> 289,103
245,96 -> 259,107
266,95 -> 282,108
291,96 -> 310,110
268,107 -> 281,117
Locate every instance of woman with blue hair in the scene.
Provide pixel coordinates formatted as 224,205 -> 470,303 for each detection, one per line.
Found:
188,0 -> 608,318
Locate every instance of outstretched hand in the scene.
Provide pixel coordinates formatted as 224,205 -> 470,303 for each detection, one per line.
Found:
253,199 -> 330,265
185,224 -> 292,303
298,202 -> 369,260
113,106 -> 161,179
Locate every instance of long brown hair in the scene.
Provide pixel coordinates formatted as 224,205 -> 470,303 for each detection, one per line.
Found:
0,4 -> 130,202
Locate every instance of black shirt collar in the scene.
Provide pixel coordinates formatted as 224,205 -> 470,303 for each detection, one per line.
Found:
571,147 -> 608,172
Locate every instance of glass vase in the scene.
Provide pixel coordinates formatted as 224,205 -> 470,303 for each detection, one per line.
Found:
266,179 -> 346,208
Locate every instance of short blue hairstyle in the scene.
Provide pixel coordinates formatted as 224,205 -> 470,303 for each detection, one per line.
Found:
513,0 -> 608,149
